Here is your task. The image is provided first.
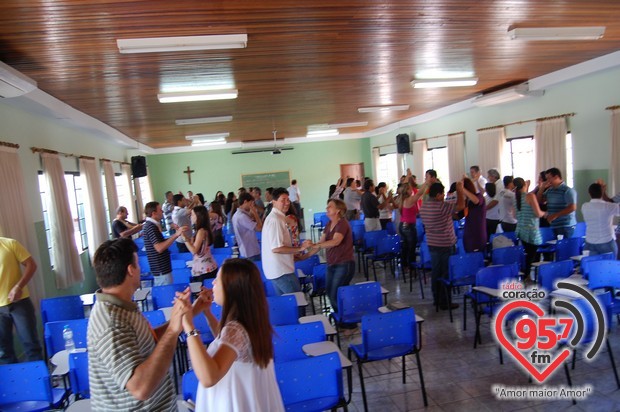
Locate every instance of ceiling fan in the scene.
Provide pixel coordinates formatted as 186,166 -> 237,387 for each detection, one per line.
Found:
231,129 -> 294,155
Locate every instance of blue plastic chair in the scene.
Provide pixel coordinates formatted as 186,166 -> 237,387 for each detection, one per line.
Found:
587,260 -> 620,322
571,222 -> 587,238
491,245 -> 526,273
273,321 -> 326,363
361,230 -> 388,279
151,283 -> 190,310
411,241 -> 431,296
329,282 -> 383,348
0,361 -> 69,411
142,310 -> 167,328
309,263 -> 328,315
580,252 -> 615,279
171,252 -> 193,262
295,254 -> 320,294
68,351 -> 90,399
537,259 -> 574,291
349,308 -> 428,410
40,295 -> 85,325
212,246 -> 233,255
182,369 -> 199,405
172,268 -> 191,284
267,295 -> 299,326
366,234 -> 401,281
536,227 -> 557,256
275,353 -> 345,412
310,212 -> 327,242
442,251 -> 485,323
44,318 -> 89,357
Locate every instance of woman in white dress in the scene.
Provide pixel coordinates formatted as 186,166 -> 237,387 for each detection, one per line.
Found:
180,258 -> 284,412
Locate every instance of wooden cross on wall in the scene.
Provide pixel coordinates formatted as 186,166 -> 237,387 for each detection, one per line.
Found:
184,166 -> 195,185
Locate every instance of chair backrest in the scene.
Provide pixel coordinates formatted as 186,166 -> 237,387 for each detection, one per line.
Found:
350,220 -> 366,246
336,282 -> 382,323
313,212 -> 326,225
141,310 -> 167,328
449,252 -> 485,283
44,318 -> 89,356
267,295 -> 299,326
182,369 -> 199,403
587,260 -> 620,290
386,221 -> 397,235
273,321 -> 325,362
418,241 -> 432,268
213,253 -> 230,267
539,227 -> 556,244
361,307 -> 417,355
491,245 -> 525,271
171,252 -> 193,262
580,252 -> 615,279
475,264 -> 518,289
555,237 -> 582,261
275,353 -> 342,410
363,229 -> 388,250
416,220 -> 425,243
572,222 -> 587,238
40,295 -> 85,325
294,254 -> 320,277
374,234 -> 400,257
69,351 -> 90,399
151,283 -> 190,310
138,255 -> 151,273
537,260 -> 574,291
172,268 -> 191,284
212,246 -> 233,255
312,263 -> 327,292
0,361 -> 53,405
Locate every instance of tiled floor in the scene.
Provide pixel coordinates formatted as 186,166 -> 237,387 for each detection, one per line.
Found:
330,264 -> 620,412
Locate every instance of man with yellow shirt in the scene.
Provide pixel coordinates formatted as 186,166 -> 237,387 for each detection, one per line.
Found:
0,237 -> 43,364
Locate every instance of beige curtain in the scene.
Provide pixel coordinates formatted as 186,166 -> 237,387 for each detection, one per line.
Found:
396,154 -> 405,179
447,133 -> 465,185
610,109 -> 620,195
101,160 -> 118,224
478,128 -> 505,176
135,172 -> 155,217
121,163 -> 138,223
0,146 -> 44,303
41,152 -> 83,288
134,177 -> 144,220
535,117 -> 568,175
79,158 -> 109,259
371,147 -> 380,181
412,140 -> 427,181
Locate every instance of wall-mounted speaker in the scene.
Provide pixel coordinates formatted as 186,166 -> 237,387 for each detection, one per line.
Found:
131,156 -> 147,178
396,133 -> 410,154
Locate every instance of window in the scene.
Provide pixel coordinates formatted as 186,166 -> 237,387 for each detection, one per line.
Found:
101,174 -> 112,235
115,173 -> 133,219
565,132 -> 574,188
424,147 -> 450,183
137,175 -> 154,213
376,153 -> 399,191
38,172 -> 88,266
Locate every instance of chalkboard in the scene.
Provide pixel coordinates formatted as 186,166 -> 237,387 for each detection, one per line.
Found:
241,171 -> 290,192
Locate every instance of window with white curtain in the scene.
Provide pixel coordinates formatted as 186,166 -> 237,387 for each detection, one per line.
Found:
115,173 -> 131,217
376,153 -> 399,191
505,133 -> 573,186
101,174 -> 111,234
38,172 -> 88,266
424,147 -> 450,184
137,175 -> 154,209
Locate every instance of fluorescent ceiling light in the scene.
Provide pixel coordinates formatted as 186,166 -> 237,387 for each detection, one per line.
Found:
191,138 -> 227,147
306,129 -> 339,138
117,34 -> 248,53
508,27 -> 605,41
327,121 -> 368,128
185,133 -> 230,142
175,116 -> 233,125
358,105 -> 410,113
415,70 -> 475,79
158,89 -> 238,103
411,78 -> 478,88
473,83 -> 544,107
0,61 -> 37,98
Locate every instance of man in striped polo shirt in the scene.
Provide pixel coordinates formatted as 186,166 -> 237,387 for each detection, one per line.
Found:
88,238 -> 190,411
143,201 -> 188,286
419,180 -> 465,310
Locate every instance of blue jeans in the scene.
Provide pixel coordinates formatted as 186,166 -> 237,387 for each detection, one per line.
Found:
585,240 -> 618,257
153,272 -> 173,286
326,261 -> 356,313
552,226 -> 575,239
399,223 -> 417,269
429,245 -> 455,307
271,273 -> 301,295
0,298 -> 43,364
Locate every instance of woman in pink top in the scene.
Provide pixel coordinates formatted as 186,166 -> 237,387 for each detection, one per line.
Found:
399,174 -> 426,273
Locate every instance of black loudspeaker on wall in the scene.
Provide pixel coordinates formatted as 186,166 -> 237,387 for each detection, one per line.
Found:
396,133 -> 411,154
131,156 -> 147,178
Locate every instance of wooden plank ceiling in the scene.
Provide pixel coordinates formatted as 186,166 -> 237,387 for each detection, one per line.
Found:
1,1 -> 619,149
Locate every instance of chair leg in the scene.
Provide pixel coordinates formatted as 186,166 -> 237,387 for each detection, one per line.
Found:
415,351 -> 428,407
498,345 -> 503,365
445,285 -> 454,323
606,339 -> 620,389
357,360 -> 368,412
401,355 -> 406,384
418,269 -> 425,299
474,306 -> 482,348
572,349 -> 577,370
563,361 -> 577,405
463,295 -> 468,331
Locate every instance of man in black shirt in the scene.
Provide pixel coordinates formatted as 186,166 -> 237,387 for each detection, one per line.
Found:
361,180 -> 381,232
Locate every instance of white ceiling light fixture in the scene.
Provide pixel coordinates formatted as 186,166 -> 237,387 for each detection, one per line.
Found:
327,121 -> 368,128
191,139 -> 227,147
473,83 -> 544,107
158,89 -> 238,103
0,61 -> 37,98
508,27 -> 605,41
358,105 -> 410,113
411,78 -> 478,89
175,116 -> 233,125
185,132 -> 230,142
117,34 -> 248,54
306,128 -> 339,138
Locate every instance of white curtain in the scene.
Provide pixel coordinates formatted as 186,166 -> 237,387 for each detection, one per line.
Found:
447,133 -> 465,185
101,160 -> 119,224
535,117 -> 568,175
0,146 -> 44,303
477,128 -> 505,177
121,163 -> 138,223
610,109 -> 620,195
79,158 -> 109,259
41,152 -> 83,288
135,172 -> 155,217
412,140 -> 427,181
371,147 -> 380,182
396,154 -> 405,179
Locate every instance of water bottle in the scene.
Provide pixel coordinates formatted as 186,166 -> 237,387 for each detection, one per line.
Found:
63,325 -> 76,353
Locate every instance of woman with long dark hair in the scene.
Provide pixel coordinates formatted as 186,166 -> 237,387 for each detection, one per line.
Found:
182,205 -> 218,282
179,259 -> 284,411
462,177 -> 487,252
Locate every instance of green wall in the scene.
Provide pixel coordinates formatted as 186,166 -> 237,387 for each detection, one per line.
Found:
147,139 -> 372,227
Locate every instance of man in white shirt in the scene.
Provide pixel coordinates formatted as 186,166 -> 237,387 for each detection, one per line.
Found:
171,194 -> 193,253
582,182 -> 620,256
287,180 -> 303,231
499,176 -> 517,232
470,165 -> 487,194
343,178 -> 363,220
485,169 -> 503,237
261,187 -> 312,295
